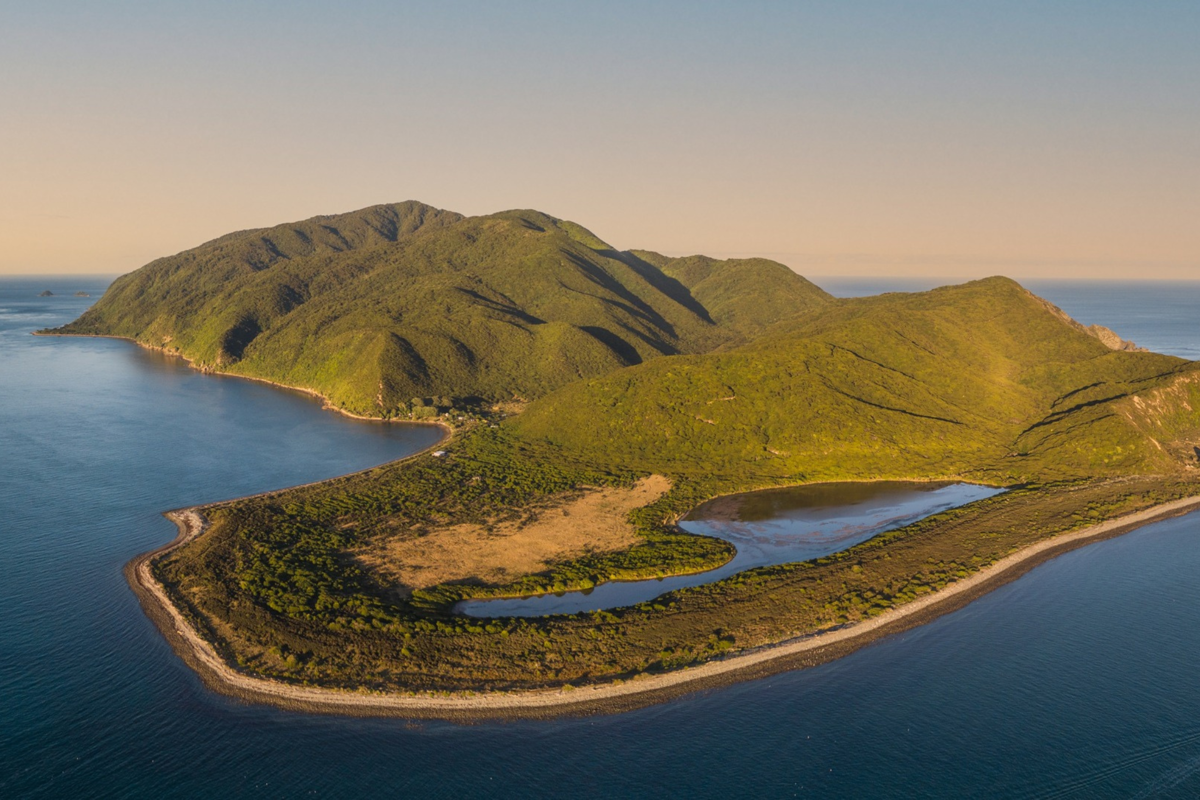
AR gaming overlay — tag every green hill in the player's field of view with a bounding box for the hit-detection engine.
[140,275,1200,698]
[512,277,1200,483]
[54,202,831,415]
[629,250,832,342]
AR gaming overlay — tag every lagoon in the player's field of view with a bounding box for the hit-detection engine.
[458,481,1000,617]
[7,277,1200,797]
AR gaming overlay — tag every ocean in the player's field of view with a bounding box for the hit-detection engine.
[4,275,1200,798]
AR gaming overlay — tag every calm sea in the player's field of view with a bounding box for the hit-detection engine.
[4,275,1200,798]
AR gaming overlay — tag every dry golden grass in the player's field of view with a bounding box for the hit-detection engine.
[353,475,671,595]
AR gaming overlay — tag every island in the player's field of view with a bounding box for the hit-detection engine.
[46,201,1200,718]
[38,290,54,297]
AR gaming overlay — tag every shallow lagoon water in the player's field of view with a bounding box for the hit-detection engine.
[458,481,1000,617]
[8,277,1200,797]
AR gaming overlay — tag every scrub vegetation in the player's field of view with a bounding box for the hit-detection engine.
[52,202,830,415]
[64,202,1200,696]
[514,277,1198,482]
[154,473,1199,692]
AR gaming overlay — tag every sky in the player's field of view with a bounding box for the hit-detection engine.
[2,1,1197,279]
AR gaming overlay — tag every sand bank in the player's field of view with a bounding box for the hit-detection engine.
[127,489,1200,721]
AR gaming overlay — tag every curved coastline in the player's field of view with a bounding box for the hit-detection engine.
[127,486,1200,720]
[59,330,1200,718]
[34,330,417,424]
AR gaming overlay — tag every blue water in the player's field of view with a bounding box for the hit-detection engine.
[822,276,1200,361]
[7,276,1200,797]
[460,482,1000,617]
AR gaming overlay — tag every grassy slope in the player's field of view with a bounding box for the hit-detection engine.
[631,250,832,342]
[513,277,1196,483]
[147,277,1200,693]
[55,203,831,415]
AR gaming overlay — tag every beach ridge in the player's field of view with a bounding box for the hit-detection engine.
[126,490,1200,720]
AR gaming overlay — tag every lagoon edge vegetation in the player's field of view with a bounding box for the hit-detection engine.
[49,202,1200,714]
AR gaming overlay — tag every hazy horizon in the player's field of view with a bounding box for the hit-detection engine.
[3,2,1197,279]
[12,266,1200,286]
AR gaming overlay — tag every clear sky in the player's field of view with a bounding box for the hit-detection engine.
[2,1,1197,279]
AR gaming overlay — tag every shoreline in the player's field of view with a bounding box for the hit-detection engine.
[34,330,430,424]
[58,330,1200,719]
[128,488,1200,721]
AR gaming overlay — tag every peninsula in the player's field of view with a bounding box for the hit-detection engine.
[50,202,1200,718]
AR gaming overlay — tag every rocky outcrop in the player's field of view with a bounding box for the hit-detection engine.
[1087,324,1146,352]
[1025,288,1145,352]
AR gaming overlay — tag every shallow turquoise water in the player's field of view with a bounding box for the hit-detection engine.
[6,276,1200,797]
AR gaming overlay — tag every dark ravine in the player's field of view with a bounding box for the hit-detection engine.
[34,330,468,425]
[53,204,1200,721]
[49,202,834,417]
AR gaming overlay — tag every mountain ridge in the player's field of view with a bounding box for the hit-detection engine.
[511,276,1198,483]
[54,202,832,414]
[84,207,1200,707]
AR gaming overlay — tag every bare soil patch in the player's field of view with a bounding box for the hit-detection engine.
[134,491,1200,720]
[353,475,672,594]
